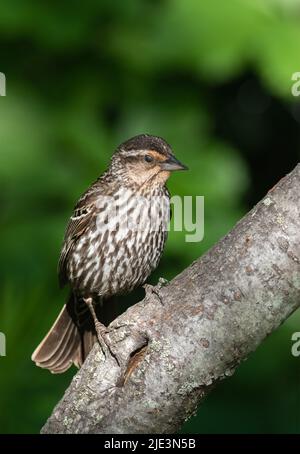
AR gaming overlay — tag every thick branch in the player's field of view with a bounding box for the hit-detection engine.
[42,164,300,434]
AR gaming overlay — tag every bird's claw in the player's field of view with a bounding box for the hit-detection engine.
[157,277,169,289]
[143,277,168,306]
[94,321,121,367]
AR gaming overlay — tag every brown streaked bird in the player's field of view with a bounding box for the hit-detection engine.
[31,134,188,373]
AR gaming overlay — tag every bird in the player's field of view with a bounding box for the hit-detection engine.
[31,134,187,373]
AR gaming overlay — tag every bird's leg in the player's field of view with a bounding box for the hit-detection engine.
[83,297,120,366]
[84,297,108,354]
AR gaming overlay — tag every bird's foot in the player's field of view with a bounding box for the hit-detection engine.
[94,320,121,366]
[143,277,168,306]
[157,277,169,289]
[84,297,121,366]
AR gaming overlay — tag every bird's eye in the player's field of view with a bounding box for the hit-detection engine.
[144,155,154,163]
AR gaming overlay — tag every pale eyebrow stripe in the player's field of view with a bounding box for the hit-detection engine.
[120,149,167,161]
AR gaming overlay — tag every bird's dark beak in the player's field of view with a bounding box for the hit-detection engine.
[160,155,188,171]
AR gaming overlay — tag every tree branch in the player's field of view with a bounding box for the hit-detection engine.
[42,164,300,434]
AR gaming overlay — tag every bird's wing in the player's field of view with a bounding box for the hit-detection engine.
[58,183,106,288]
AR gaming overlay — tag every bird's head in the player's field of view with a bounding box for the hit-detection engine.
[110,134,188,187]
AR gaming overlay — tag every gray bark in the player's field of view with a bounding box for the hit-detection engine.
[42,164,300,434]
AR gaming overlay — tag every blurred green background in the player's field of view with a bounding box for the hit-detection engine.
[0,0,300,434]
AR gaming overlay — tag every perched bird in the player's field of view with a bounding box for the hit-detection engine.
[32,134,187,373]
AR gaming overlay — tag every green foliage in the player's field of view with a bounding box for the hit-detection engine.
[0,0,299,433]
